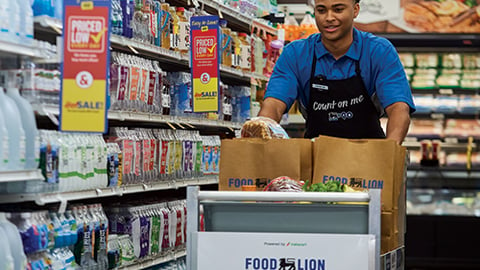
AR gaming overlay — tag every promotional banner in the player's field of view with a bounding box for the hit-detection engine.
[60,0,111,133]
[194,232,376,269]
[190,16,220,113]
[354,0,480,33]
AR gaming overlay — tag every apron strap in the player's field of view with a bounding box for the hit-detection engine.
[310,50,318,83]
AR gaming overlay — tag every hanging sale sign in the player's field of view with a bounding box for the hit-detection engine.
[190,16,220,113]
[60,0,111,133]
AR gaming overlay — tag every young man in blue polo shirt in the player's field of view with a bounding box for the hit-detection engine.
[252,0,415,144]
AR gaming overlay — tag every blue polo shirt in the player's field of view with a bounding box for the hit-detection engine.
[265,28,416,116]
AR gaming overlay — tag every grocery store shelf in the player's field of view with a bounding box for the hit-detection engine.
[0,170,44,183]
[110,34,189,66]
[407,168,480,189]
[412,112,479,120]
[34,16,63,34]
[251,19,277,36]
[247,71,270,81]
[34,104,242,129]
[0,176,218,204]
[411,88,479,96]
[403,141,477,152]
[121,249,186,270]
[379,33,480,50]
[0,40,51,59]
[283,114,305,125]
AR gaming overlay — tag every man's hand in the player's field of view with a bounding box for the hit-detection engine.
[385,102,411,144]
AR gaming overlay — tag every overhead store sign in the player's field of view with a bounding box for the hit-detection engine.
[60,0,111,133]
[194,232,376,270]
[191,16,220,113]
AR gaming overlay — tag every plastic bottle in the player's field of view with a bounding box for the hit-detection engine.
[0,0,11,42]
[1,213,27,270]
[284,12,299,42]
[169,7,179,51]
[176,7,189,53]
[238,33,251,72]
[0,226,14,270]
[0,101,9,172]
[8,1,20,44]
[263,39,284,77]
[220,19,232,67]
[160,3,171,50]
[6,88,40,170]
[0,87,26,170]
[253,35,266,75]
[19,0,34,44]
[231,31,241,68]
[299,11,317,39]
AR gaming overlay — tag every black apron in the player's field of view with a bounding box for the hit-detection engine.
[304,51,385,139]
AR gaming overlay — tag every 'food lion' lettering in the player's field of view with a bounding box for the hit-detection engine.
[245,257,326,270]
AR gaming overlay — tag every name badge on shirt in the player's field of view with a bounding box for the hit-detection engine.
[312,83,328,91]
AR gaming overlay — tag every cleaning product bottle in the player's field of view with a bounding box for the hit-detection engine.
[0,87,26,170]
[1,213,27,270]
[0,102,9,171]
[220,19,232,67]
[169,6,179,50]
[176,7,189,54]
[231,31,241,69]
[160,2,171,50]
[6,88,40,170]
[238,33,251,72]
[8,0,21,44]
[298,11,317,39]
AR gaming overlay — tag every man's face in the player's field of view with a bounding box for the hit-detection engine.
[314,0,359,43]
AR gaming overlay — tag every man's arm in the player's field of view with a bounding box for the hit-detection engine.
[258,97,287,123]
[385,102,411,144]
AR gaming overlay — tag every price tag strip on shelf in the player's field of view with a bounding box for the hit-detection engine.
[0,177,218,205]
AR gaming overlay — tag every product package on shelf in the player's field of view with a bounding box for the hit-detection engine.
[1,200,187,270]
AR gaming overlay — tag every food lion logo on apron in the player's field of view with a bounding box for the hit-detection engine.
[328,111,354,122]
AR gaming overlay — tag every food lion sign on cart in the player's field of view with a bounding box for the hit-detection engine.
[194,232,376,269]
[60,0,111,133]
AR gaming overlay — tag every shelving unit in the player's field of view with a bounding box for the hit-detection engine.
[34,104,243,129]
[0,170,44,183]
[0,176,218,205]
[121,249,186,270]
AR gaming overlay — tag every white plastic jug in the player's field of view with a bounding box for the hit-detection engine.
[6,88,39,169]
[0,213,27,270]
[0,87,26,170]
[0,100,9,171]
[0,225,14,270]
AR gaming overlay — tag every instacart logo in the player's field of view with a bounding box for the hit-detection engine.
[287,242,307,247]
[263,241,307,248]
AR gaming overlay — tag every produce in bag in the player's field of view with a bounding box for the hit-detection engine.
[263,176,304,192]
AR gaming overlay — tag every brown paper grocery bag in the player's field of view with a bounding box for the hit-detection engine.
[219,138,312,191]
[312,135,407,211]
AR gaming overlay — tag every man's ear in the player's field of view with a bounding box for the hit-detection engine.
[353,3,360,18]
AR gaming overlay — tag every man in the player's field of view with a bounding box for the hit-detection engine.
[254,0,415,144]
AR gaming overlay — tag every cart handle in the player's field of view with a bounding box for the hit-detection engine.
[197,191,372,202]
